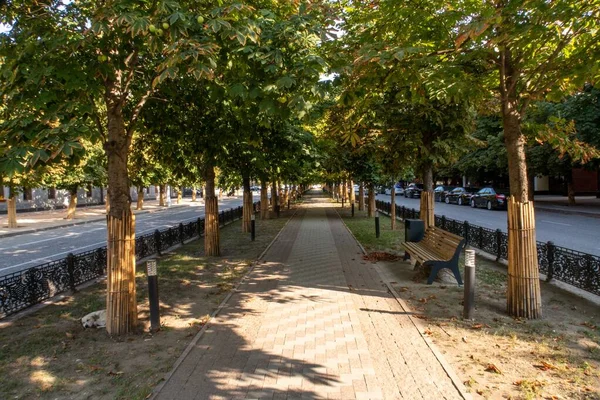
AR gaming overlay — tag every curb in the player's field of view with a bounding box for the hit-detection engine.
[335,208,472,400]
[149,208,300,400]
[535,205,600,218]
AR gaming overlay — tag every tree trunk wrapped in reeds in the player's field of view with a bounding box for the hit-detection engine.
[176,187,182,204]
[260,179,269,220]
[507,198,542,318]
[367,183,375,217]
[349,180,355,204]
[106,210,137,335]
[242,173,252,233]
[390,185,396,229]
[271,179,278,218]
[204,165,220,256]
[419,191,434,228]
[358,184,365,211]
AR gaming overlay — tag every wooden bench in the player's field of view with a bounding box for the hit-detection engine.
[401,227,466,285]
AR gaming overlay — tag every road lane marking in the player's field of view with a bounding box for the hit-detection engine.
[540,220,571,226]
[0,206,244,274]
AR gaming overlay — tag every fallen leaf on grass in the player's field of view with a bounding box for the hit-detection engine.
[398,287,410,292]
[471,323,489,329]
[107,370,124,376]
[534,361,557,371]
[414,315,429,320]
[485,363,502,374]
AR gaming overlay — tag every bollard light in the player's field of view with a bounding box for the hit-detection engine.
[251,213,256,241]
[147,259,157,276]
[463,249,476,320]
[375,211,380,238]
[146,259,160,331]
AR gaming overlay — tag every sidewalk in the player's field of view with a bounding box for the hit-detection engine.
[153,194,468,399]
[0,198,198,239]
[534,195,600,217]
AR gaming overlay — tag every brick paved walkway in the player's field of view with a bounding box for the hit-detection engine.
[153,195,467,400]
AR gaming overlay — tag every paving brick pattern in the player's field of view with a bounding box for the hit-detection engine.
[154,196,465,400]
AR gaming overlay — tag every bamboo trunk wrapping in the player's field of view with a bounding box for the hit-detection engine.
[507,197,542,319]
[358,185,365,211]
[349,180,355,204]
[420,192,434,228]
[7,197,17,228]
[106,211,137,335]
[260,183,269,220]
[390,186,396,230]
[242,190,252,233]
[367,184,375,217]
[204,196,220,256]
[191,189,197,202]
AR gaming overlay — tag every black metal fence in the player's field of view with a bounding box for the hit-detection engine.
[375,199,600,297]
[0,202,260,319]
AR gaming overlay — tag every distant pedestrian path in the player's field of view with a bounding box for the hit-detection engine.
[153,192,468,399]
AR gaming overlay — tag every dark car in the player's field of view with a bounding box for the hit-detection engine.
[445,187,479,206]
[470,187,509,210]
[434,185,456,202]
[404,183,424,198]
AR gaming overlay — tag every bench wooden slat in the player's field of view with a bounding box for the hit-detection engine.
[401,226,465,285]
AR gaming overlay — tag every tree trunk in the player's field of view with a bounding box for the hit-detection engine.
[271,179,278,218]
[367,183,375,217]
[390,185,396,230]
[66,188,78,220]
[136,187,144,210]
[349,179,355,204]
[7,196,17,228]
[105,191,110,214]
[242,173,252,233]
[159,184,166,206]
[503,95,542,319]
[204,164,220,256]
[567,176,576,205]
[341,181,347,207]
[177,187,182,204]
[358,183,365,211]
[104,82,137,336]
[420,164,434,228]
[260,179,269,220]
[191,187,197,202]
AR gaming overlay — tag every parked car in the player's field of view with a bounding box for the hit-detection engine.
[404,183,424,198]
[434,185,455,202]
[445,187,479,206]
[470,187,509,210]
[384,183,404,196]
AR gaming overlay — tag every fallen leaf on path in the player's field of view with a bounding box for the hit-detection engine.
[485,364,502,374]
[362,252,401,262]
[462,336,468,343]
[423,328,433,336]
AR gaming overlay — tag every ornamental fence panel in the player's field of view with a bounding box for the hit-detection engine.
[375,200,600,297]
[0,202,259,319]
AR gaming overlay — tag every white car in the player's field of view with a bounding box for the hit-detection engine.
[384,186,404,195]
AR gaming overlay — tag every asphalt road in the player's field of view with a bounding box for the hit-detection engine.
[376,194,600,256]
[0,197,244,277]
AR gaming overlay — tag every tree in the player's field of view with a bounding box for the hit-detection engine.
[1,0,258,334]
